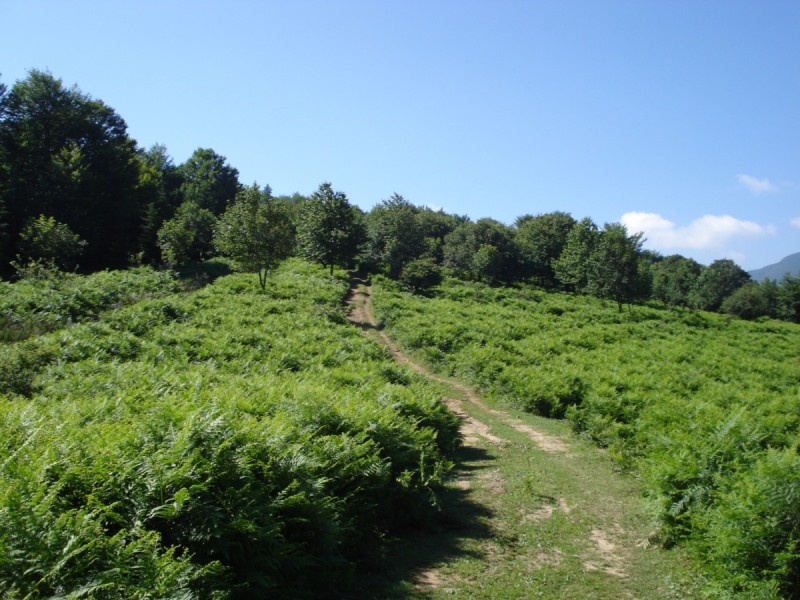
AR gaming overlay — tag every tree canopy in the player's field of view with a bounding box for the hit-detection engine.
[0,70,140,271]
[297,182,364,275]
[214,184,294,289]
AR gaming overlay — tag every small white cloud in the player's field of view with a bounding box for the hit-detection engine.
[737,174,778,195]
[621,212,775,250]
[791,217,800,229]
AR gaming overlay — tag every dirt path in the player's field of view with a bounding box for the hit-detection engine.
[346,276,568,453]
[345,274,700,598]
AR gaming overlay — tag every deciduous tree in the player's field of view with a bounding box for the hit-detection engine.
[553,217,599,292]
[690,259,750,312]
[15,214,87,271]
[515,211,576,285]
[214,184,294,289]
[178,148,240,216]
[586,222,647,311]
[0,70,141,271]
[298,182,363,275]
[367,194,424,277]
[157,201,216,266]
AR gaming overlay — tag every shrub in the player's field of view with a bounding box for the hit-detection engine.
[399,257,443,294]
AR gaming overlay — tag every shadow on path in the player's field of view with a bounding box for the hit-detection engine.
[343,272,500,598]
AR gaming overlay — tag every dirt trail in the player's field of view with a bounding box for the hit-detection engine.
[346,276,656,590]
[345,276,569,453]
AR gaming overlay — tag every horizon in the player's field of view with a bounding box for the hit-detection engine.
[2,1,798,269]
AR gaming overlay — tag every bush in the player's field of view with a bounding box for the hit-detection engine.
[721,282,771,320]
[399,257,443,294]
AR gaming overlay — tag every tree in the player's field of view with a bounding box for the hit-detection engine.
[157,201,217,266]
[399,257,443,294]
[442,218,518,283]
[15,214,87,271]
[415,208,464,263]
[297,182,363,275]
[471,243,504,285]
[553,217,599,292]
[651,254,703,308]
[0,70,141,272]
[366,194,424,277]
[178,148,240,216]
[721,282,771,320]
[214,184,294,289]
[776,274,800,323]
[585,222,647,311]
[136,144,184,264]
[690,259,750,312]
[515,211,576,285]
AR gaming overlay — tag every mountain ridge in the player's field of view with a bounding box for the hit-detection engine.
[749,252,800,281]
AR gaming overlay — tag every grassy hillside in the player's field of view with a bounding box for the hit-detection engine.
[0,260,458,598]
[371,276,800,597]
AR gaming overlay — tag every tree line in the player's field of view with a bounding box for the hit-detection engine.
[1,70,798,321]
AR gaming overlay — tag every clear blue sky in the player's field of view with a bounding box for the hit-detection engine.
[3,0,798,269]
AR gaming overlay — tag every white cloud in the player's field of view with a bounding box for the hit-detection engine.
[737,174,778,195]
[791,217,800,229]
[621,212,775,250]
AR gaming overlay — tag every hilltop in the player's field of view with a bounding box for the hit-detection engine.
[749,251,800,281]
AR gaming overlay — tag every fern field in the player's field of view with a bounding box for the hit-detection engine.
[0,266,182,342]
[0,260,459,598]
[371,276,800,597]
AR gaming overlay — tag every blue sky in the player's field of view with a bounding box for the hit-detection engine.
[2,1,798,269]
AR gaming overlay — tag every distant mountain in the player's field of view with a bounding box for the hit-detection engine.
[749,252,800,282]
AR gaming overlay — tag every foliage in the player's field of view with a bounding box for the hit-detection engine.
[650,254,703,308]
[0,259,459,597]
[0,266,180,342]
[157,201,217,267]
[178,148,240,216]
[370,274,800,594]
[585,222,648,311]
[366,194,424,277]
[399,257,443,294]
[0,70,141,272]
[690,258,751,312]
[15,214,87,271]
[776,274,800,323]
[136,144,184,264]
[515,211,576,285]
[552,217,598,292]
[213,185,295,289]
[721,281,772,319]
[443,218,517,283]
[297,182,364,275]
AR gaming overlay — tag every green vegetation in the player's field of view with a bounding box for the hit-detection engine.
[0,266,181,342]
[297,182,365,276]
[3,66,800,597]
[214,185,295,289]
[371,276,800,596]
[0,260,458,597]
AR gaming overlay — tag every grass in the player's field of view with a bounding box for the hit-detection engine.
[360,374,704,599]
[351,278,704,599]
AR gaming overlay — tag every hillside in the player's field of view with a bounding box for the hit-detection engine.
[372,275,800,597]
[749,251,800,281]
[2,261,798,597]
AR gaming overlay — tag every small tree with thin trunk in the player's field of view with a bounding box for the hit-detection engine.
[214,184,294,289]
